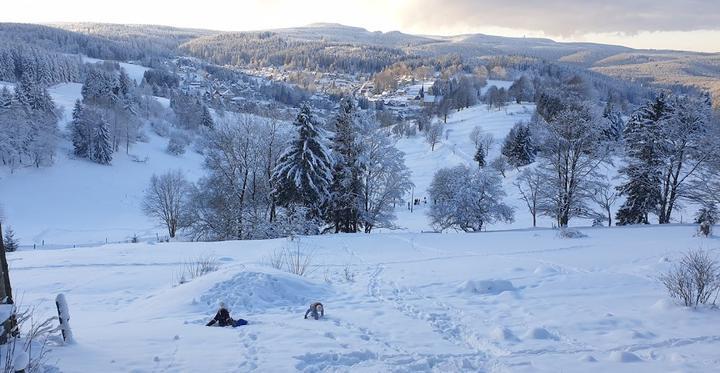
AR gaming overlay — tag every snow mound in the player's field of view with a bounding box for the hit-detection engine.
[490,327,518,341]
[200,271,330,313]
[651,298,676,312]
[579,355,597,363]
[458,279,515,295]
[609,351,642,363]
[533,265,560,275]
[523,327,559,340]
[557,228,587,239]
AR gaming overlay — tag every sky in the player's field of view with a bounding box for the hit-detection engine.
[2,0,719,53]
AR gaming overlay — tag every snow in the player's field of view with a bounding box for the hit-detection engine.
[8,225,719,372]
[0,82,204,247]
[80,56,149,84]
[392,101,536,232]
[2,74,719,371]
[48,82,83,128]
[457,279,516,295]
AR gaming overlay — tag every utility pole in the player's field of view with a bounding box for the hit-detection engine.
[0,222,17,344]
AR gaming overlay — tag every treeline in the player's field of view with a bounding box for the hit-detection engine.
[143,100,413,240]
[53,23,212,61]
[69,64,148,164]
[419,66,718,231]
[0,75,59,171]
[0,42,81,85]
[0,23,149,61]
[181,32,408,74]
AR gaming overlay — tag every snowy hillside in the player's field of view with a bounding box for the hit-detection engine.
[0,75,205,247]
[393,100,536,231]
[10,225,720,372]
[0,79,618,246]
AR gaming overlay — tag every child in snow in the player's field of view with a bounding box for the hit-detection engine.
[206,302,248,327]
[304,302,324,320]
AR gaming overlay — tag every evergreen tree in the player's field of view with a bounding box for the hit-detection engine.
[200,105,214,129]
[15,71,55,114]
[502,122,535,167]
[327,98,364,233]
[118,68,132,97]
[694,204,718,225]
[91,117,113,165]
[271,105,332,220]
[615,95,667,225]
[474,145,485,168]
[69,100,90,158]
[3,226,18,252]
[602,101,625,142]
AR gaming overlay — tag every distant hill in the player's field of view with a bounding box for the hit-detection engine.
[3,22,719,103]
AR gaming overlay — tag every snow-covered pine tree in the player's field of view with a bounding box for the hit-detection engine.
[15,71,56,114]
[3,226,18,252]
[694,204,718,225]
[616,93,713,224]
[200,105,214,129]
[474,145,485,168]
[69,100,90,158]
[602,101,625,142]
[328,97,364,233]
[271,105,332,220]
[615,95,667,225]
[91,116,113,165]
[502,122,535,167]
[118,68,133,97]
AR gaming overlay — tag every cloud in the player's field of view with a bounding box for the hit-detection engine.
[399,0,720,36]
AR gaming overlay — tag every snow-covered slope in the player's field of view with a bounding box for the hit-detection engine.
[0,81,204,247]
[392,81,539,232]
[10,225,720,372]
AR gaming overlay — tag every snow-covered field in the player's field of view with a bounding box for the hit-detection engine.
[10,225,720,372]
[0,82,204,247]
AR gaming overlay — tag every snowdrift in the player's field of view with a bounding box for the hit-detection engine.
[200,270,332,314]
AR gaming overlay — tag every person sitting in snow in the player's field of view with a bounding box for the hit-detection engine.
[304,302,324,320]
[206,302,248,327]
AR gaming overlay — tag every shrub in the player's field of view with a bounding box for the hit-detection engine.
[175,255,220,285]
[263,239,315,277]
[660,250,720,307]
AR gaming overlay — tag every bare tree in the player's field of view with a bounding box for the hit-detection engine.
[489,156,509,178]
[589,179,619,227]
[514,169,542,227]
[469,126,483,148]
[425,122,444,151]
[537,104,608,227]
[142,170,191,239]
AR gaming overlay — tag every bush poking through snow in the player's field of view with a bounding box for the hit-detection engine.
[283,240,314,277]
[343,265,356,282]
[263,240,315,277]
[175,255,220,285]
[265,248,286,271]
[660,249,720,307]
[1,304,58,373]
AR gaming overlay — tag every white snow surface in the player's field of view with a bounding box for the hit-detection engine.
[9,225,720,372]
[0,81,204,247]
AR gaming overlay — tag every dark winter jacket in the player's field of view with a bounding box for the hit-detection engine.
[206,308,234,327]
[304,302,324,320]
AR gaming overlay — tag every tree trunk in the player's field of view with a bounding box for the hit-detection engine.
[0,223,17,344]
